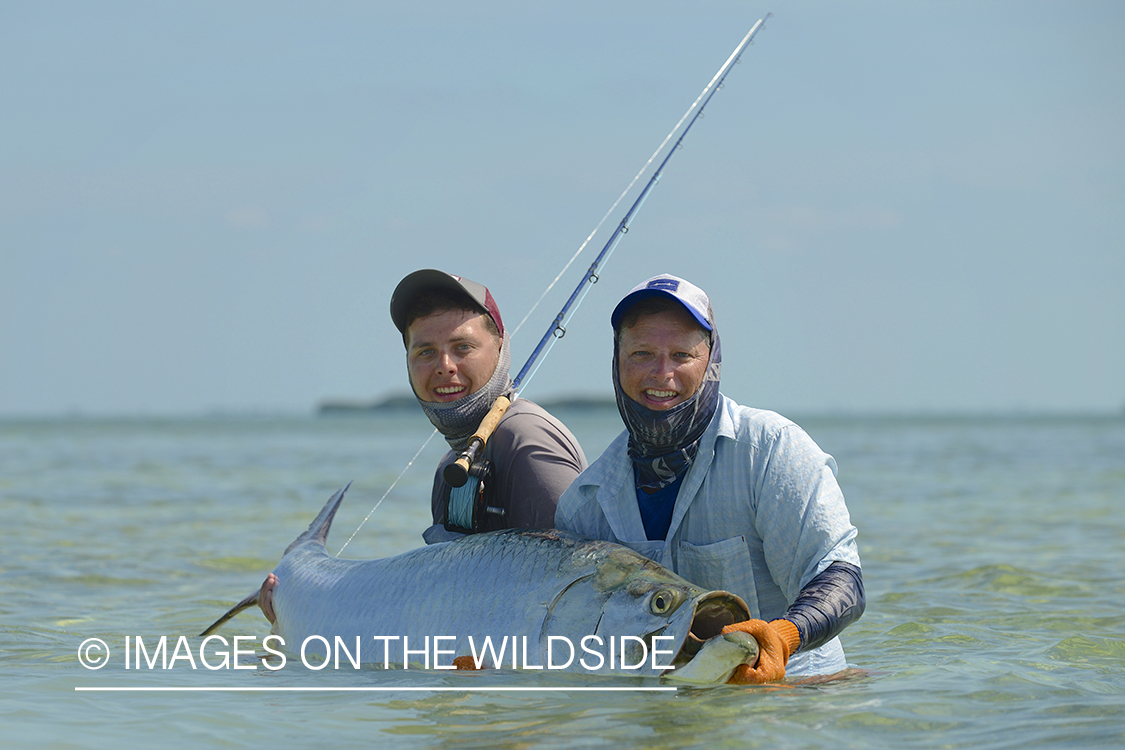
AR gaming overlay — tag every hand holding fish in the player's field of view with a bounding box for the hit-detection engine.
[258,573,278,624]
[721,618,801,684]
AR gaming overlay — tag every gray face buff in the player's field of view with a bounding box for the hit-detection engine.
[415,333,514,451]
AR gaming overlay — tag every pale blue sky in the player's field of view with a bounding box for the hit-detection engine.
[2,1,1122,416]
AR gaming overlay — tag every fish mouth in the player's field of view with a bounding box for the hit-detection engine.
[666,590,751,672]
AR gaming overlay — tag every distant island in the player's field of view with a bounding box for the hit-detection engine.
[317,393,616,415]
[317,394,418,414]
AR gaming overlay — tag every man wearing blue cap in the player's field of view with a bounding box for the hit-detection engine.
[555,273,865,683]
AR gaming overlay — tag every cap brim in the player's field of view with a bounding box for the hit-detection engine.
[611,289,713,332]
[390,269,503,338]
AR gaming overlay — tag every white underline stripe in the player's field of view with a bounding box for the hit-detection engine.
[75,686,675,692]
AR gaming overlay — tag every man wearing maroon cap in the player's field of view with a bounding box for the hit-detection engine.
[258,269,587,623]
[388,269,587,543]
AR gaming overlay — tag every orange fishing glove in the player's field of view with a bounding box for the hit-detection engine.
[721,618,801,684]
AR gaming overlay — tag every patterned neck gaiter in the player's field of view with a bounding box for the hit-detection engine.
[613,329,722,492]
[415,333,514,451]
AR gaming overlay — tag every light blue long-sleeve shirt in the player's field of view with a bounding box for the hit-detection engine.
[555,394,861,676]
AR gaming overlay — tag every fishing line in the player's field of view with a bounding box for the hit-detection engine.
[508,13,770,394]
[515,263,605,393]
[508,132,670,341]
[346,14,771,539]
[336,427,440,555]
[510,16,768,342]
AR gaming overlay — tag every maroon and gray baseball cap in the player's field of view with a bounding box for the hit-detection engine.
[611,274,713,332]
[390,269,505,338]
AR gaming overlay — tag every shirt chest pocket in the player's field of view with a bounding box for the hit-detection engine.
[676,536,760,617]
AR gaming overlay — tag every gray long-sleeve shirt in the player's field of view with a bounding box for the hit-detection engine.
[422,398,586,543]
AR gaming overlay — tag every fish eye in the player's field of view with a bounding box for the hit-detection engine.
[650,589,678,615]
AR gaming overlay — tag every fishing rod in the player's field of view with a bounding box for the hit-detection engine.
[444,14,771,487]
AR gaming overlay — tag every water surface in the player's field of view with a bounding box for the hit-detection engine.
[2,412,1122,748]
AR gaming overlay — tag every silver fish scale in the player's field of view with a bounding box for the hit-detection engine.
[269,527,698,673]
[209,487,754,680]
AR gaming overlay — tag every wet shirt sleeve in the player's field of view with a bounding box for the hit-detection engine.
[752,422,861,600]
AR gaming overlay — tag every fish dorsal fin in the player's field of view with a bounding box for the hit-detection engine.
[282,482,352,556]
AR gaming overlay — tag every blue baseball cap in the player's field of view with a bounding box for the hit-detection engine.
[611,274,713,332]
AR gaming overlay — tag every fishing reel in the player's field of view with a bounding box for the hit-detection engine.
[442,457,502,534]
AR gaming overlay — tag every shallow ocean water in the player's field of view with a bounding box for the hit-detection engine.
[2,410,1123,748]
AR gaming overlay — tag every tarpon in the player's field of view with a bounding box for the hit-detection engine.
[201,484,757,683]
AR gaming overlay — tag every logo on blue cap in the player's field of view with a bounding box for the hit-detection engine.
[647,278,681,293]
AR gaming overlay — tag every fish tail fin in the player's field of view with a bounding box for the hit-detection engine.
[197,483,352,637]
[198,587,261,637]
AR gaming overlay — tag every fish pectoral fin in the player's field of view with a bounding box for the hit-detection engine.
[198,587,261,637]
